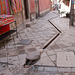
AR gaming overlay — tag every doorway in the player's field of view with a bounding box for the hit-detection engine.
[24,0,29,19]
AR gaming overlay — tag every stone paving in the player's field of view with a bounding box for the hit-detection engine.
[48,11,75,67]
[57,52,75,67]
[26,65,75,75]
[25,11,75,74]
[0,11,75,75]
[0,11,58,75]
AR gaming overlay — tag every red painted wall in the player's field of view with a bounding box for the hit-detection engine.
[30,0,35,14]
[39,0,50,12]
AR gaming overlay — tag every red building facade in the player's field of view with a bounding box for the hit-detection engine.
[39,0,50,12]
[30,0,35,14]
[30,0,52,18]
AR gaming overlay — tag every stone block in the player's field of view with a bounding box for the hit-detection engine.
[38,67,44,71]
[45,67,57,72]
[41,52,48,58]
[26,51,41,60]
[39,57,55,66]
[49,55,56,61]
[57,52,75,67]
[71,68,75,72]
[18,54,27,60]
[47,50,55,56]
[58,68,71,72]
[19,39,32,45]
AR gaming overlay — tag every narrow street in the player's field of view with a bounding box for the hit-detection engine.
[0,11,75,75]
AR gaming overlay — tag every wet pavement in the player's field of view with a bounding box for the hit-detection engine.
[0,11,75,75]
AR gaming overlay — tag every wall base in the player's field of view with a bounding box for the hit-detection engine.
[40,8,50,17]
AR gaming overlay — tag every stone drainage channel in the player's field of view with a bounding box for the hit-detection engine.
[25,16,61,66]
[43,19,61,49]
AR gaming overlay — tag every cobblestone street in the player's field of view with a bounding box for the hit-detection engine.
[0,11,75,75]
